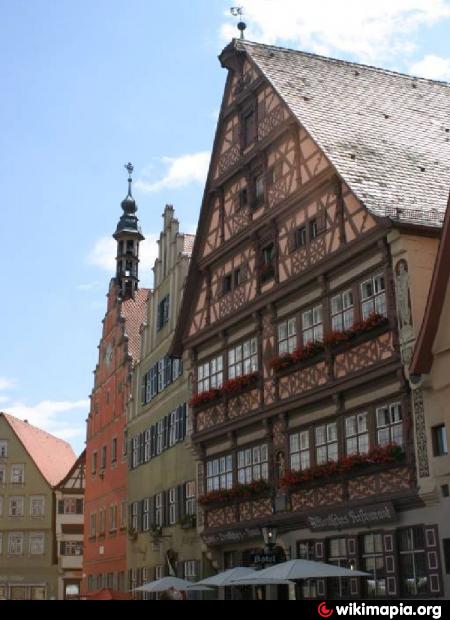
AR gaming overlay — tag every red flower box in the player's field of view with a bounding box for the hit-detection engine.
[223,372,259,396]
[198,479,272,507]
[279,444,404,489]
[189,389,222,408]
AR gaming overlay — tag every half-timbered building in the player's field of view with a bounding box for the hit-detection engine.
[172,39,450,600]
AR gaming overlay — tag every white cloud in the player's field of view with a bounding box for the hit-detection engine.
[135,152,211,193]
[221,0,450,63]
[0,396,10,405]
[87,234,159,278]
[5,399,89,444]
[0,377,16,391]
[410,54,450,79]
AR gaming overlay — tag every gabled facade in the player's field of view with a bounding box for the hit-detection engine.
[126,206,201,596]
[55,450,86,600]
[83,170,149,595]
[0,413,76,600]
[172,40,450,600]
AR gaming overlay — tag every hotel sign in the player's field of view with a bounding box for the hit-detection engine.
[307,503,397,532]
[202,528,261,547]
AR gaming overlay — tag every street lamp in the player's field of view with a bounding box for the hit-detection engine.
[261,525,278,551]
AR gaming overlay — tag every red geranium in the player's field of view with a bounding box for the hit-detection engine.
[223,373,259,396]
[189,389,222,408]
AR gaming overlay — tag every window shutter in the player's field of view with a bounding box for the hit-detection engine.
[176,561,185,579]
[139,433,145,466]
[383,532,398,597]
[181,404,187,440]
[137,500,144,533]
[162,416,169,451]
[128,439,133,470]
[150,426,156,458]
[425,526,442,596]
[163,491,170,528]
[141,376,146,405]
[58,500,64,515]
[60,541,65,555]
[76,499,84,515]
[288,231,297,254]
[347,537,360,598]
[314,541,326,597]
[165,356,172,386]
[179,484,186,520]
[149,496,155,528]
[317,210,327,234]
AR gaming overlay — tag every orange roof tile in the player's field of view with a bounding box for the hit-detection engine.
[1,413,77,487]
[121,288,150,362]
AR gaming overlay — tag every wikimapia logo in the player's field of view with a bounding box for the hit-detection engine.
[317,603,442,620]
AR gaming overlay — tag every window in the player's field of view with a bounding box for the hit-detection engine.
[9,496,24,517]
[295,226,307,250]
[252,173,265,208]
[377,403,403,447]
[169,488,177,525]
[89,512,96,538]
[432,425,448,457]
[155,566,163,580]
[399,527,428,596]
[92,452,97,475]
[29,533,45,555]
[261,243,275,282]
[157,296,170,331]
[155,493,163,527]
[310,219,319,241]
[186,482,196,516]
[361,274,387,320]
[99,509,106,535]
[328,538,350,599]
[278,318,297,355]
[243,108,256,148]
[222,273,233,295]
[302,306,323,345]
[169,412,177,448]
[156,419,164,455]
[109,504,117,531]
[8,532,23,555]
[290,431,310,471]
[331,290,354,332]
[62,541,83,556]
[315,423,338,465]
[207,455,233,492]
[10,464,24,484]
[144,429,151,461]
[158,359,165,392]
[346,413,369,456]
[0,440,7,457]
[111,438,118,463]
[362,534,386,598]
[237,444,268,484]
[120,501,128,529]
[296,542,317,598]
[238,188,248,210]
[30,496,45,518]
[130,502,138,531]
[228,337,258,380]
[101,446,107,470]
[197,356,224,393]
[184,561,197,580]
[0,465,5,484]
[142,498,151,532]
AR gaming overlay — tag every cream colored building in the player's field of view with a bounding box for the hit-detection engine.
[0,413,76,600]
[55,451,85,600]
[126,206,202,596]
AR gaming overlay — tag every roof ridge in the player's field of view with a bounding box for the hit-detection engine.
[236,39,450,89]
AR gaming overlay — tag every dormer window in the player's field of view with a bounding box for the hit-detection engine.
[0,440,7,458]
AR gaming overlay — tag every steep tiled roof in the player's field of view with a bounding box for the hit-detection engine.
[235,40,450,227]
[121,288,150,363]
[1,413,77,487]
[182,234,196,256]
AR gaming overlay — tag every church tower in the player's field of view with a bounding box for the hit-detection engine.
[113,163,145,299]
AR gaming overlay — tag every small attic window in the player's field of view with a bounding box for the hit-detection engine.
[420,167,426,173]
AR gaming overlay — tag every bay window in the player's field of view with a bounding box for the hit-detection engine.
[278,318,298,354]
[290,431,310,471]
[198,355,224,393]
[206,455,233,492]
[228,337,258,379]
[315,423,338,465]
[361,274,387,320]
[331,290,354,332]
[346,413,369,456]
[302,306,323,345]
[376,403,403,447]
[237,444,268,484]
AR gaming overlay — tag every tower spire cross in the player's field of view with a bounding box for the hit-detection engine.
[124,162,134,196]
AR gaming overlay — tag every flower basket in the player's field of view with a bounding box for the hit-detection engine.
[279,444,405,490]
[223,373,259,396]
[198,480,272,507]
[189,389,222,409]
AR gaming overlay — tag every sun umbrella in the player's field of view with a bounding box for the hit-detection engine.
[230,559,370,585]
[134,577,210,593]
[187,567,257,588]
[84,588,133,600]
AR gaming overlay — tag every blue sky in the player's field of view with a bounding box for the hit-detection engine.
[1,0,450,455]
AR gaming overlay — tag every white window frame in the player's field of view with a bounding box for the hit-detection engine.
[315,423,338,465]
[345,413,369,456]
[331,290,354,332]
[302,306,323,345]
[130,502,138,531]
[197,355,224,393]
[142,498,150,532]
[155,493,163,527]
[156,420,164,455]
[228,337,258,380]
[169,488,177,525]
[0,440,7,458]
[376,403,403,447]
[8,532,23,555]
[278,318,298,354]
[361,274,387,320]
[10,464,24,484]
[29,532,45,556]
[144,429,151,461]
[206,455,233,492]
[290,431,311,471]
[9,496,24,517]
[184,560,197,579]
[30,496,45,518]
[237,444,269,484]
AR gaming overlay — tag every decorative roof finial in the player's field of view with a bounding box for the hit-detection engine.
[124,162,134,198]
[230,6,246,40]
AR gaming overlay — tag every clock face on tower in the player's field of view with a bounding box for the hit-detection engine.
[104,343,113,368]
